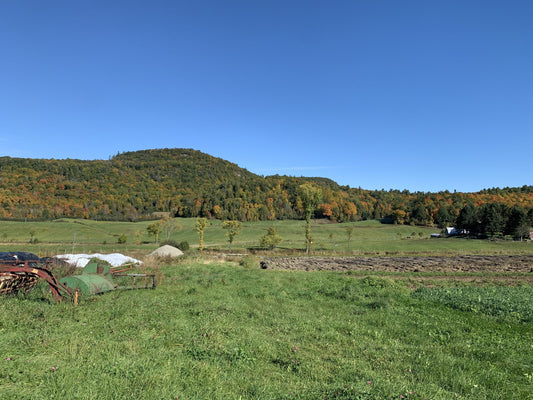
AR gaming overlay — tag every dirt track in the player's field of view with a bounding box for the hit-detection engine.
[260,255,533,274]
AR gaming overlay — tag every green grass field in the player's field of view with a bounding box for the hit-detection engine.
[0,218,531,257]
[1,219,532,399]
[1,258,532,399]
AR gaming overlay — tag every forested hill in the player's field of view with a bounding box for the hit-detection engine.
[0,148,532,232]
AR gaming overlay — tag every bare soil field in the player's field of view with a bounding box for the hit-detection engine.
[260,255,533,283]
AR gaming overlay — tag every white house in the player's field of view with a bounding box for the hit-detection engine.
[446,227,468,236]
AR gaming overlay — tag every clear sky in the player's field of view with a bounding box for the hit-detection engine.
[1,1,531,193]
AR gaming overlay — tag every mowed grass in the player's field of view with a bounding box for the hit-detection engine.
[0,218,532,256]
[1,258,532,399]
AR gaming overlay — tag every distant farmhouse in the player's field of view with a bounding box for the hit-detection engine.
[445,227,468,236]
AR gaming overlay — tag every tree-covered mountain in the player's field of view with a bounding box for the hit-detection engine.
[0,148,532,236]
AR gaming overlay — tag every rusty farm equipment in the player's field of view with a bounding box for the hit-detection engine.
[0,252,70,302]
[59,262,156,296]
[0,252,155,303]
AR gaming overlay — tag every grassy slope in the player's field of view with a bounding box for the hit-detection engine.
[0,260,531,399]
[0,219,531,256]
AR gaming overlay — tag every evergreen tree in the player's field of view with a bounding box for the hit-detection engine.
[456,203,478,235]
[435,206,454,227]
[479,203,505,237]
[505,206,529,239]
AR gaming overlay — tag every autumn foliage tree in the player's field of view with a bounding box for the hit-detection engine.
[196,217,208,251]
[147,221,162,244]
[222,220,241,251]
[297,183,322,254]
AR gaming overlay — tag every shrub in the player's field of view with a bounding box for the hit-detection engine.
[239,255,259,269]
[161,239,179,248]
[360,275,397,289]
[177,241,190,251]
[160,239,189,251]
[259,226,283,250]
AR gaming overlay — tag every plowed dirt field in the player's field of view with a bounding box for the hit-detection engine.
[260,255,533,283]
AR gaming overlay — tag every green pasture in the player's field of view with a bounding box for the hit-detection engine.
[0,218,531,256]
[1,259,531,399]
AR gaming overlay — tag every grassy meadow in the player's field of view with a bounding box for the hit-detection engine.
[1,259,532,399]
[1,218,532,399]
[0,218,531,256]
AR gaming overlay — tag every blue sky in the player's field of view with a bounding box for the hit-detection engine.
[1,1,531,193]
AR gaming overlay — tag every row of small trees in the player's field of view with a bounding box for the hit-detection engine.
[196,218,282,252]
[146,217,255,251]
[143,185,531,251]
[143,217,293,252]
[195,215,353,252]
[145,184,324,252]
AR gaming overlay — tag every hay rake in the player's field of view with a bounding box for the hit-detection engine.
[0,253,70,302]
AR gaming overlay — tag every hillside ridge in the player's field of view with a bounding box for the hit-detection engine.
[0,148,531,224]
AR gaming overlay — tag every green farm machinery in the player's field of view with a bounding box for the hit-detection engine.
[59,262,156,297]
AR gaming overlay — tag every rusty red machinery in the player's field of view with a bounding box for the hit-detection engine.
[0,252,155,303]
[0,252,70,302]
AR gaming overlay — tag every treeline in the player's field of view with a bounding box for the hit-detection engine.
[455,202,532,239]
[0,149,532,235]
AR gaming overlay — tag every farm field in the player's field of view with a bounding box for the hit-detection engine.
[260,255,533,286]
[0,218,532,257]
[1,218,532,399]
[0,258,532,399]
